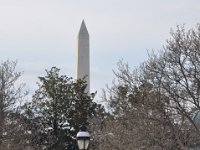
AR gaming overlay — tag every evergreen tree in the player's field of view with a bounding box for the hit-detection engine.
[25,67,98,150]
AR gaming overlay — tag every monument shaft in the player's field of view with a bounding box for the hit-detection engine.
[76,20,90,93]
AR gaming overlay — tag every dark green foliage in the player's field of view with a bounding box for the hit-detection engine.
[24,67,98,150]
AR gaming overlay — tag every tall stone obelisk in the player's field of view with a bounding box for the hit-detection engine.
[76,20,90,93]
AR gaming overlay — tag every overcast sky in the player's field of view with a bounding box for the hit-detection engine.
[1,0,200,98]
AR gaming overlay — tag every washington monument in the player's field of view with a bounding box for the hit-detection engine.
[76,20,90,93]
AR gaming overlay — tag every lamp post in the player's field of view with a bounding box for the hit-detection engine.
[76,126,90,150]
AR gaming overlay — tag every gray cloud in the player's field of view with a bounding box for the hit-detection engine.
[0,0,200,97]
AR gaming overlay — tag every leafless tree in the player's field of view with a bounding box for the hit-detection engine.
[101,25,200,150]
[0,60,27,150]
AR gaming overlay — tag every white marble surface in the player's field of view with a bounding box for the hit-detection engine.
[76,20,90,93]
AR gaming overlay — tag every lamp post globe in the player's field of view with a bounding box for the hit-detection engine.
[76,126,90,150]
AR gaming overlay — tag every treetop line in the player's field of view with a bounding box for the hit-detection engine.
[1,23,200,150]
